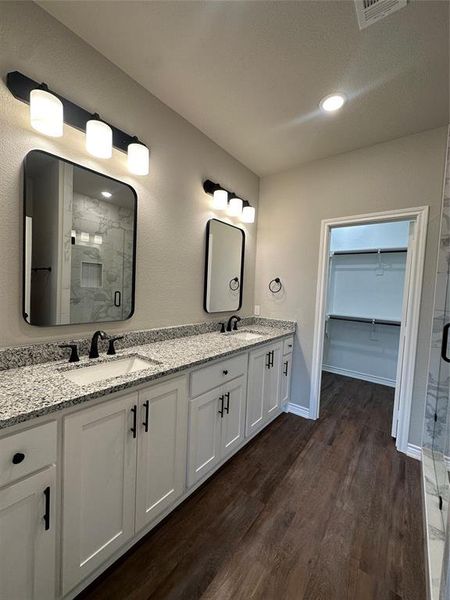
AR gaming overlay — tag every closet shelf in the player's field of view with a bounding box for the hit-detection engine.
[327,314,401,327]
[329,247,407,257]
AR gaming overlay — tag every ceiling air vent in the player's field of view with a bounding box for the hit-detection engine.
[354,0,407,30]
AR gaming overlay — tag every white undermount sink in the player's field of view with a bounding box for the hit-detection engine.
[62,356,159,386]
[225,330,264,341]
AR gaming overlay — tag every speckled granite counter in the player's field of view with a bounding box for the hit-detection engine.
[0,320,295,430]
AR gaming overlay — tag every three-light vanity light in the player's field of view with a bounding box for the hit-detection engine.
[203,180,256,224]
[7,71,150,176]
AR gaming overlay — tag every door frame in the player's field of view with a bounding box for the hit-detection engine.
[309,206,429,454]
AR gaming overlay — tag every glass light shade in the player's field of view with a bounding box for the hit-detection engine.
[86,118,112,159]
[228,197,243,217]
[30,89,63,137]
[241,205,256,224]
[127,142,149,176]
[213,189,228,210]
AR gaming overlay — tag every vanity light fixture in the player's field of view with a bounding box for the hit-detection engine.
[7,71,151,175]
[93,234,103,245]
[319,93,346,113]
[127,137,150,176]
[228,196,243,217]
[80,232,90,243]
[86,113,113,159]
[101,191,112,199]
[203,179,256,223]
[241,201,256,224]
[29,84,63,137]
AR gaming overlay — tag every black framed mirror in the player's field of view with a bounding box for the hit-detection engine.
[23,150,137,326]
[204,219,245,313]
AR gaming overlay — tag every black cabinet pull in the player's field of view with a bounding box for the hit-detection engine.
[142,400,150,432]
[442,323,450,363]
[218,395,224,417]
[114,290,121,307]
[266,352,271,369]
[283,361,288,376]
[223,369,228,375]
[224,392,230,414]
[12,452,25,465]
[43,486,50,531]
[268,350,274,368]
[130,405,137,438]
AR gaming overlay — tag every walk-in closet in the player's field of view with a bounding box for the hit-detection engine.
[322,220,411,399]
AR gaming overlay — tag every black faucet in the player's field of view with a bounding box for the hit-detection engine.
[226,315,241,332]
[89,330,107,359]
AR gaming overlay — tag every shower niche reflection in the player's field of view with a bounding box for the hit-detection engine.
[24,150,136,326]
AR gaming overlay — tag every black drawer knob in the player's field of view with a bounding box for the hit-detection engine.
[223,370,228,375]
[12,452,25,465]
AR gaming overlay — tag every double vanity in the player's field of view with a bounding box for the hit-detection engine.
[0,318,295,599]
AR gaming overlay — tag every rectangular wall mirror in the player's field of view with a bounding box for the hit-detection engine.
[23,150,137,326]
[204,219,245,313]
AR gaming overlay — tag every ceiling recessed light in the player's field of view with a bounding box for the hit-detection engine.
[101,191,112,198]
[320,93,346,113]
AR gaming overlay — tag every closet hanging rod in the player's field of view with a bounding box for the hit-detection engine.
[327,314,401,327]
[329,247,407,256]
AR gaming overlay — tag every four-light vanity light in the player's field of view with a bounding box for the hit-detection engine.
[203,179,256,224]
[7,71,150,176]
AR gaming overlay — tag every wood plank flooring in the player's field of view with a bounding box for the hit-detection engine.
[77,373,425,600]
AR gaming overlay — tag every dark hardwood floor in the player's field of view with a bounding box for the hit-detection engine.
[78,373,425,600]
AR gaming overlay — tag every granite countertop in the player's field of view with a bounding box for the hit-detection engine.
[0,323,295,430]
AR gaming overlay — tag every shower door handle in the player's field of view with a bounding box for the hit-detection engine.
[441,323,450,363]
[114,291,121,307]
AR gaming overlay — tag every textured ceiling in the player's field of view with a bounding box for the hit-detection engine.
[38,0,449,176]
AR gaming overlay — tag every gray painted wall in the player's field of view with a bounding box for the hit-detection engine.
[255,127,448,446]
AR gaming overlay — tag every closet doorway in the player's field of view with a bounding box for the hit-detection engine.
[310,207,428,455]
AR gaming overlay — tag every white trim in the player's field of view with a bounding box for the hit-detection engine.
[286,403,311,419]
[407,443,422,461]
[309,206,429,456]
[322,365,396,388]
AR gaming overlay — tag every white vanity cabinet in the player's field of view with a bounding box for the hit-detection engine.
[187,355,247,487]
[135,376,188,532]
[62,391,138,595]
[246,341,283,437]
[0,422,57,600]
[62,375,188,595]
[280,336,294,409]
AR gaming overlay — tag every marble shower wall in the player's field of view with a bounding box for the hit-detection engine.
[424,127,450,456]
[70,193,134,324]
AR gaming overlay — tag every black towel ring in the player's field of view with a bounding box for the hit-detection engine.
[229,277,240,291]
[269,277,282,293]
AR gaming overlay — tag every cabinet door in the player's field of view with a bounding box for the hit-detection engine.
[246,346,271,436]
[221,375,246,460]
[136,376,188,531]
[62,392,138,595]
[0,466,56,600]
[265,342,283,418]
[187,388,222,487]
[280,353,293,408]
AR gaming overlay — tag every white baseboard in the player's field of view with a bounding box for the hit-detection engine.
[322,365,396,388]
[406,443,422,461]
[286,403,311,419]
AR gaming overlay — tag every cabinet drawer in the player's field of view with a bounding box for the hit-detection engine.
[283,336,294,355]
[0,421,57,488]
[190,354,247,398]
